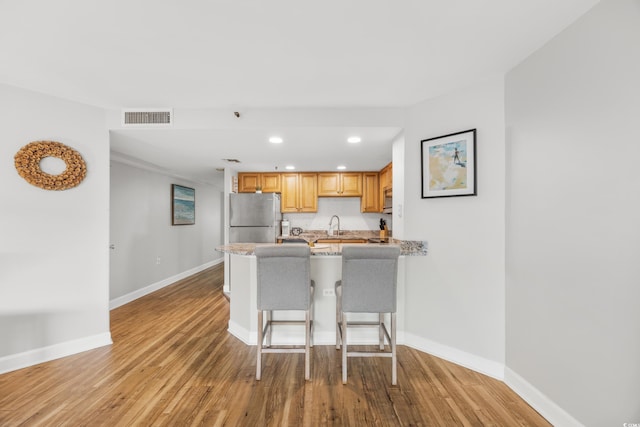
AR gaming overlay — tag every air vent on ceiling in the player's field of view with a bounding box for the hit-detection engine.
[122,108,173,126]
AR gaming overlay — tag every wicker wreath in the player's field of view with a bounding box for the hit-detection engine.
[14,141,87,190]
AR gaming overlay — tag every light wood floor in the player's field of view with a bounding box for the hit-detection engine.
[0,264,550,426]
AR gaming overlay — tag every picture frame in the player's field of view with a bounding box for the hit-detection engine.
[172,184,195,225]
[421,129,477,199]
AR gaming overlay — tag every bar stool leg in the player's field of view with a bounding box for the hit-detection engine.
[265,310,272,347]
[310,291,314,348]
[257,310,263,380]
[305,310,311,380]
[336,289,342,350]
[342,312,348,384]
[391,312,397,385]
[379,313,385,350]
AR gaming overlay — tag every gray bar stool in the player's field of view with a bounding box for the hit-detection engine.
[255,245,315,381]
[335,245,401,384]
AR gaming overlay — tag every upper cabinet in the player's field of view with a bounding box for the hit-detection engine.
[317,172,362,197]
[261,173,281,193]
[238,173,259,193]
[237,165,390,213]
[281,173,318,213]
[378,162,392,212]
[379,163,392,190]
[361,172,380,213]
[238,173,281,193]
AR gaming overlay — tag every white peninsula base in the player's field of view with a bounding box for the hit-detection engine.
[227,253,406,346]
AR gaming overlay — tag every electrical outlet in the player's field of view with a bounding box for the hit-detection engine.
[156,256,161,265]
[322,289,335,297]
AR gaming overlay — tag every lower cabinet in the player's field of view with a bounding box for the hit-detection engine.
[316,239,368,244]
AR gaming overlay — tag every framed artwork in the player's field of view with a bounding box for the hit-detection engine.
[172,184,195,225]
[421,129,477,199]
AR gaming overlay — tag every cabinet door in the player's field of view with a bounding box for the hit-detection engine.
[380,162,392,189]
[280,173,300,212]
[261,173,281,193]
[238,173,260,193]
[361,172,380,213]
[341,173,362,196]
[298,173,318,212]
[318,172,362,196]
[385,163,392,188]
[379,162,392,211]
[317,173,340,196]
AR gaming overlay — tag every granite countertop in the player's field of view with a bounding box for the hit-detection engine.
[216,239,427,257]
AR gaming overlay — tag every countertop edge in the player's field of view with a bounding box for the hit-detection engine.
[216,240,428,257]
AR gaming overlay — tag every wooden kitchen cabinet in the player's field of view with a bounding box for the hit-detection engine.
[379,162,392,212]
[316,239,368,244]
[379,162,392,190]
[360,172,380,213]
[260,173,281,192]
[238,173,260,193]
[281,173,317,213]
[317,172,362,197]
[238,168,385,213]
[238,173,281,193]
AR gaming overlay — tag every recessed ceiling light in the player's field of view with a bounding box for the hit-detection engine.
[269,136,283,144]
[347,136,361,143]
[337,165,347,170]
[285,165,295,170]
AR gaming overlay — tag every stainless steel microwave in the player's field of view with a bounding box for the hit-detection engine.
[382,188,392,214]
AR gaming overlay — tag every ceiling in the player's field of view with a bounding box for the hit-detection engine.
[109,126,402,182]
[0,0,599,182]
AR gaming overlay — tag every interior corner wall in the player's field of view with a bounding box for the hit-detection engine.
[402,77,506,371]
[391,133,405,239]
[0,84,111,370]
[109,160,224,301]
[505,0,640,424]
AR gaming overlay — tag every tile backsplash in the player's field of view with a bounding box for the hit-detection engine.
[284,197,391,232]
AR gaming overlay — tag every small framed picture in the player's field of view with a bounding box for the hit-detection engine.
[421,129,477,199]
[172,184,195,225]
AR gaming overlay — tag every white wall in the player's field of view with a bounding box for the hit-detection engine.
[0,84,111,372]
[402,77,506,375]
[110,158,224,303]
[391,133,405,239]
[505,0,640,424]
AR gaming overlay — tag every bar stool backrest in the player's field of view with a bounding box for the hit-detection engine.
[255,245,311,311]
[341,246,401,313]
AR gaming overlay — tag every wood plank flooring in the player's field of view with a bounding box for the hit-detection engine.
[0,264,550,426]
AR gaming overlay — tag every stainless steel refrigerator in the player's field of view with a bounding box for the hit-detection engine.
[229,193,282,243]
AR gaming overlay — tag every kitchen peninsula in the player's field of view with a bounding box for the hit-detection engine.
[216,236,427,346]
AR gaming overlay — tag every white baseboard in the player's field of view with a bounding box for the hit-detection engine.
[227,320,252,345]
[110,258,224,310]
[504,367,583,427]
[403,332,505,380]
[0,332,112,375]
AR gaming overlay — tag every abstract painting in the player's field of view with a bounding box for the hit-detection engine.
[172,184,195,225]
[421,129,476,198]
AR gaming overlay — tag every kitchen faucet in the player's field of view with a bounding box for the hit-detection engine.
[328,215,341,236]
